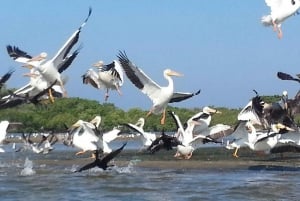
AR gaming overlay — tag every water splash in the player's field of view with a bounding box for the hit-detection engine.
[20,157,36,176]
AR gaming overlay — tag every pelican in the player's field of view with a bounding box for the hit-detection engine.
[244,123,289,154]
[238,90,295,129]
[66,116,103,157]
[6,7,92,98]
[261,0,300,39]
[82,60,124,101]
[75,142,127,172]
[168,111,223,159]
[0,121,10,153]
[225,121,256,158]
[188,106,222,135]
[117,51,200,124]
[122,117,156,150]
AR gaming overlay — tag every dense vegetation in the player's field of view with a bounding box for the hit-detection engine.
[0,92,294,133]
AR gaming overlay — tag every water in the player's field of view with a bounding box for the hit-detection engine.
[0,141,300,201]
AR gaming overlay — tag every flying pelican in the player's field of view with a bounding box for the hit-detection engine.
[122,117,156,150]
[74,143,127,172]
[6,7,92,98]
[261,0,300,39]
[168,111,223,159]
[0,121,10,153]
[82,60,124,101]
[117,51,201,125]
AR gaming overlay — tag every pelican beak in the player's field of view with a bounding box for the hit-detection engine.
[22,64,34,69]
[168,70,183,77]
[208,107,221,114]
[71,121,81,129]
[28,53,47,62]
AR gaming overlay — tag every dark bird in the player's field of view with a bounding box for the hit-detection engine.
[277,71,300,83]
[75,142,127,172]
[147,129,181,154]
[117,50,200,125]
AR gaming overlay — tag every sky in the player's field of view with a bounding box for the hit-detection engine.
[1,0,300,111]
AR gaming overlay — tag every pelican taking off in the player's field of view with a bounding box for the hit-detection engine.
[261,0,300,39]
[117,51,200,124]
[82,60,124,101]
[6,7,92,98]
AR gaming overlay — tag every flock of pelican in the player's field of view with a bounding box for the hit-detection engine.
[0,1,300,172]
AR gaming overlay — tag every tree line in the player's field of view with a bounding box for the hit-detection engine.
[0,92,293,133]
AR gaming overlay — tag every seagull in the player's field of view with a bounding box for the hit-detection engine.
[6,7,92,98]
[261,0,300,39]
[82,60,124,101]
[117,51,201,125]
[122,117,156,150]
[74,142,127,172]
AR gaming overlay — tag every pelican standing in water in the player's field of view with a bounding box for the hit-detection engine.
[117,51,200,124]
[6,7,92,98]
[0,121,10,153]
[82,60,124,101]
[261,0,300,39]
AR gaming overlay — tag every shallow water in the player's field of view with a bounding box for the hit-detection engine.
[0,142,300,201]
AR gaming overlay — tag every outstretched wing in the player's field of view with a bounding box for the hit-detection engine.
[169,89,201,103]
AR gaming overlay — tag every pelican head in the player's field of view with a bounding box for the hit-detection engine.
[282,90,288,97]
[164,69,183,77]
[272,123,295,133]
[203,106,221,114]
[135,117,145,128]
[28,52,47,62]
[93,60,104,68]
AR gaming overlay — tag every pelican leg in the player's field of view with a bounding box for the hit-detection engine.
[105,89,109,101]
[277,27,283,39]
[146,110,152,118]
[115,84,122,96]
[272,21,277,32]
[185,152,193,160]
[48,89,55,103]
[233,147,239,158]
[160,109,166,125]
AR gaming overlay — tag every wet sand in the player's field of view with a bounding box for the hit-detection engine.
[24,147,300,171]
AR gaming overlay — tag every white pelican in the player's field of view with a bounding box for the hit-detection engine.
[6,7,92,98]
[117,51,201,125]
[244,123,285,154]
[123,117,156,150]
[67,115,103,157]
[226,121,258,158]
[0,121,10,152]
[261,0,300,39]
[75,142,127,172]
[82,60,124,101]
[187,106,222,135]
[168,111,223,159]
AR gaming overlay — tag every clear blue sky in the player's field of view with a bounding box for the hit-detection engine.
[1,0,300,111]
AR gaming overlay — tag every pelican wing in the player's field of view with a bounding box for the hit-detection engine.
[0,69,15,89]
[277,71,300,83]
[6,45,32,63]
[56,47,81,73]
[169,89,201,103]
[117,51,161,100]
[100,142,127,168]
[82,69,101,89]
[51,8,92,70]
[123,122,144,135]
